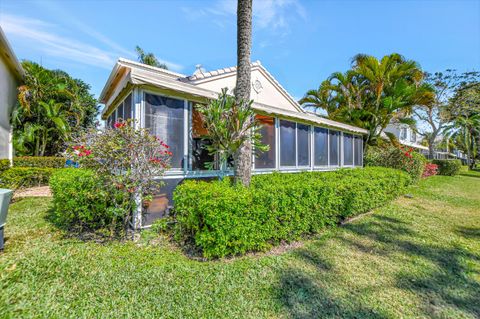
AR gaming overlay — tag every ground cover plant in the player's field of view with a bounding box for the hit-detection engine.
[1,170,479,318]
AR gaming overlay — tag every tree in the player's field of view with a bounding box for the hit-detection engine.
[413,70,480,158]
[300,53,434,149]
[135,46,168,69]
[445,82,480,168]
[12,61,98,156]
[233,0,253,186]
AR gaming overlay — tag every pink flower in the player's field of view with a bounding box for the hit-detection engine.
[114,122,126,128]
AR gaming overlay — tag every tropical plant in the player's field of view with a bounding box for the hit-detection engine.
[67,119,172,231]
[414,70,480,158]
[12,61,97,156]
[233,0,253,186]
[195,89,268,175]
[300,53,434,149]
[444,82,480,168]
[135,46,168,69]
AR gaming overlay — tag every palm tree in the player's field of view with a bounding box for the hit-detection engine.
[233,0,253,186]
[445,114,480,169]
[135,46,168,69]
[300,53,433,149]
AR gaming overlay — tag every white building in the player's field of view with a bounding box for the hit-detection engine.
[99,59,368,225]
[0,27,24,160]
[383,122,428,152]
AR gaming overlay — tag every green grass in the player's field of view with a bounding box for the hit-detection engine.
[1,172,480,318]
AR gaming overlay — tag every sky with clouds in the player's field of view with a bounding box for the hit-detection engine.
[1,0,479,102]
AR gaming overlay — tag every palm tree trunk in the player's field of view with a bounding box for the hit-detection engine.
[233,0,253,186]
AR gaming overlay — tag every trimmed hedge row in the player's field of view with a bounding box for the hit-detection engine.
[432,159,462,176]
[0,167,57,189]
[13,156,66,168]
[174,167,411,258]
[49,169,125,231]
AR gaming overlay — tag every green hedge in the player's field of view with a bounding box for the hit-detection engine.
[0,167,57,189]
[13,156,66,168]
[49,169,125,231]
[174,167,411,258]
[0,159,10,173]
[432,159,462,176]
[364,146,426,183]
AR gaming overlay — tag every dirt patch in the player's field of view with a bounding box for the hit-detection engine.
[14,186,51,198]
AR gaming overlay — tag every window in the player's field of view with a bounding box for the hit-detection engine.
[329,130,340,166]
[255,115,276,169]
[410,131,416,142]
[124,94,132,120]
[343,133,354,166]
[111,110,117,127]
[354,135,363,166]
[191,107,215,170]
[314,127,328,166]
[117,101,124,120]
[280,120,296,166]
[145,93,185,169]
[400,127,407,140]
[297,123,310,166]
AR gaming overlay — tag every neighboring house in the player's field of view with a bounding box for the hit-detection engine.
[99,59,367,226]
[383,122,428,152]
[0,27,24,161]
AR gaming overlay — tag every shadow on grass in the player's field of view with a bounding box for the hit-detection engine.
[456,226,480,239]
[275,214,480,318]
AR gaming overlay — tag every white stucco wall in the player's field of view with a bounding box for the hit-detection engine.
[0,57,19,159]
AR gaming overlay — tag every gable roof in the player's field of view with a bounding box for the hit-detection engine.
[99,58,368,134]
[0,26,25,81]
[186,61,304,113]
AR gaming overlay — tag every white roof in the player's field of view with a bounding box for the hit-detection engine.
[0,26,25,80]
[99,58,368,134]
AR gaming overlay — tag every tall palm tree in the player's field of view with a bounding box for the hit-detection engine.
[233,0,253,186]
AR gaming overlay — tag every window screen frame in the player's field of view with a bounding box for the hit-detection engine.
[279,119,297,168]
[254,114,277,170]
[342,132,354,167]
[313,126,329,167]
[143,90,188,173]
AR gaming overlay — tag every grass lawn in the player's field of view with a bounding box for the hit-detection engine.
[1,171,479,318]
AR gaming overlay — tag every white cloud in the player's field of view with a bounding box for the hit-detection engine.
[185,0,307,32]
[0,12,184,71]
[1,14,116,69]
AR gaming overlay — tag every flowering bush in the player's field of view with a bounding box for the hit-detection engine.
[365,145,426,183]
[64,119,171,232]
[422,163,438,178]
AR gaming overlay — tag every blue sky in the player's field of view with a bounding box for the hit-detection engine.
[1,0,479,103]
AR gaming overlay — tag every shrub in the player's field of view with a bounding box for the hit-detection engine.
[422,163,438,178]
[365,145,426,182]
[0,167,56,189]
[49,169,126,231]
[432,159,462,176]
[174,167,410,258]
[67,119,171,231]
[0,159,10,173]
[13,156,65,168]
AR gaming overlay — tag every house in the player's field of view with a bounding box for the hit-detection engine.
[99,59,368,226]
[383,122,428,152]
[0,27,24,161]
